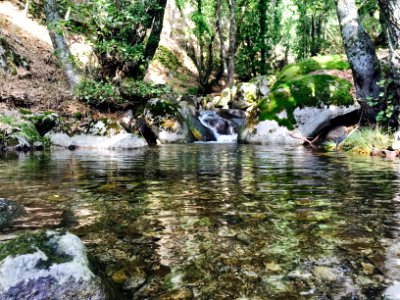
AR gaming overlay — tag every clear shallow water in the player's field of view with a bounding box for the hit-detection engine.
[1,144,400,299]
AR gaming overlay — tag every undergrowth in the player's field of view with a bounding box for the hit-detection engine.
[339,127,393,154]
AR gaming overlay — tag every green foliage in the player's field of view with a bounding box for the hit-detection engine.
[75,80,123,107]
[293,0,338,59]
[146,98,180,117]
[340,127,393,153]
[236,0,284,80]
[258,74,353,128]
[75,79,171,108]
[120,79,172,101]
[67,0,164,80]
[366,79,397,126]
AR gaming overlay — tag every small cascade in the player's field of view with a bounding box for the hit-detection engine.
[198,111,238,143]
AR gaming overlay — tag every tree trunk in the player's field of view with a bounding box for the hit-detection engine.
[335,0,381,121]
[216,0,227,83]
[259,0,268,74]
[143,0,167,74]
[44,0,80,90]
[227,0,236,87]
[377,0,400,97]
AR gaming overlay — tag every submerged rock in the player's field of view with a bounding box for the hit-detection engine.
[0,231,105,300]
[0,198,22,230]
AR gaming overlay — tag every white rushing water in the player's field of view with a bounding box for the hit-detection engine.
[198,111,238,143]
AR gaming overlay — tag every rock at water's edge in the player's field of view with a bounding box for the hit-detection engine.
[0,231,105,300]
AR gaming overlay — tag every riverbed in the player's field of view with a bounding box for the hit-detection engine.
[1,144,400,299]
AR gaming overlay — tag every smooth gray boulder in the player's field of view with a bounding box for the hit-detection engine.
[294,104,360,138]
[239,104,360,144]
[0,231,105,300]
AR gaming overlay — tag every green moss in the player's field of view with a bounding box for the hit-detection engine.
[18,122,42,141]
[258,74,353,129]
[274,55,350,87]
[19,109,33,115]
[0,231,72,267]
[0,114,49,147]
[154,45,181,70]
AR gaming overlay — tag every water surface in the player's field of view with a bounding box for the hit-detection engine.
[1,144,400,299]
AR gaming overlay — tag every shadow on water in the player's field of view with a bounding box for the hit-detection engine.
[1,145,400,299]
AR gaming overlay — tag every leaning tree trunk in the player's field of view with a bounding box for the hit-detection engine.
[377,0,400,97]
[44,0,80,90]
[335,0,381,122]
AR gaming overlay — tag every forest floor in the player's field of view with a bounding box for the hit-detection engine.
[0,1,91,116]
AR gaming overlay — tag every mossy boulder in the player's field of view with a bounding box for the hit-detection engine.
[232,82,259,109]
[239,55,356,144]
[144,98,192,143]
[212,83,260,110]
[273,55,350,87]
[0,231,105,300]
[259,74,354,129]
[144,98,214,143]
[0,111,53,151]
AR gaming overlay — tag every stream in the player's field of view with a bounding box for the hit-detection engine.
[1,144,400,299]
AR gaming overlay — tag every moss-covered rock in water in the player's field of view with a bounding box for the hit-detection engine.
[144,98,193,143]
[143,98,215,143]
[258,74,354,129]
[0,198,23,230]
[274,55,350,87]
[0,112,53,151]
[231,82,259,109]
[25,111,59,136]
[0,230,105,300]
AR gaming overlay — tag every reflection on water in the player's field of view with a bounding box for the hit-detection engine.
[1,145,400,299]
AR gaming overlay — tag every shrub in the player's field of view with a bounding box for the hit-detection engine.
[75,79,172,109]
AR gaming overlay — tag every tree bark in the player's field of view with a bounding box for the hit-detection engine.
[258,0,267,74]
[143,0,167,74]
[227,0,236,87]
[44,0,80,90]
[377,0,400,96]
[335,0,381,121]
[216,0,227,83]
